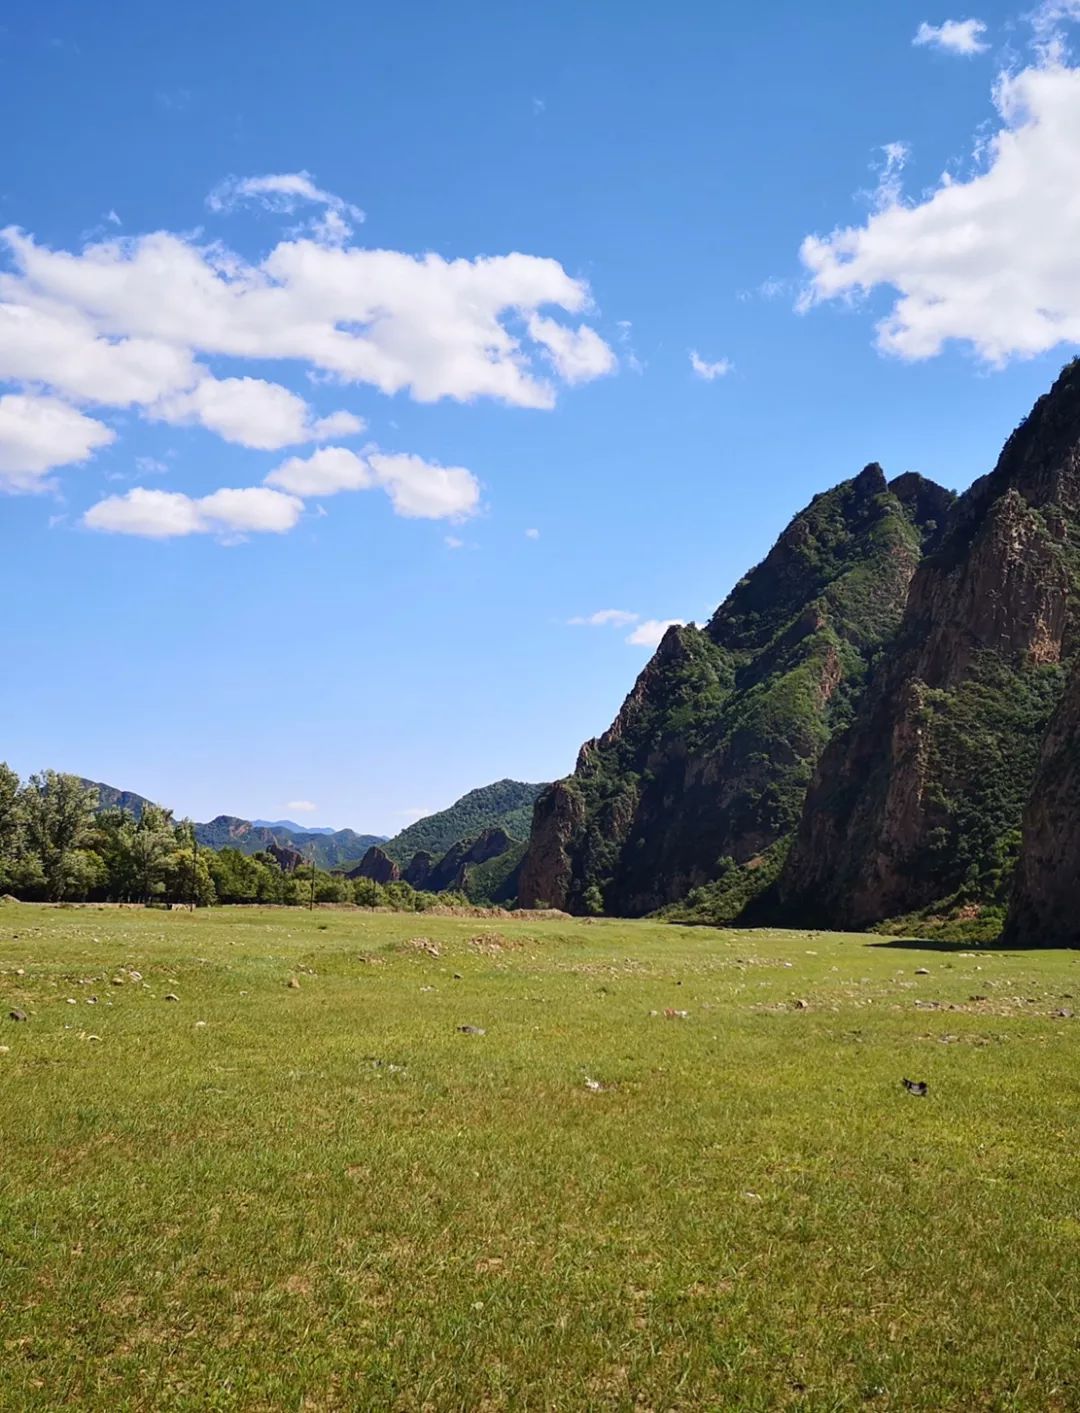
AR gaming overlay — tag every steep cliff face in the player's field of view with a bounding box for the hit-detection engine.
[425,827,515,894]
[1004,662,1080,945]
[777,362,1080,929]
[519,465,952,916]
[402,851,435,889]
[346,845,401,885]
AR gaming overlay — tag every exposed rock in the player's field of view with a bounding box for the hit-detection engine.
[267,840,304,874]
[425,827,515,894]
[402,851,435,889]
[519,465,950,916]
[346,845,401,885]
[776,361,1080,929]
[1005,660,1080,946]
[517,779,587,911]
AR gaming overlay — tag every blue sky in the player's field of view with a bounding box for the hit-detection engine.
[3,0,1079,833]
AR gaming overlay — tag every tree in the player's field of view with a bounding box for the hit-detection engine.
[352,877,386,908]
[20,772,98,901]
[126,805,177,903]
[163,846,216,907]
[0,762,24,891]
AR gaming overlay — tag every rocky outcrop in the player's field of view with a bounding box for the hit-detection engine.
[517,779,588,911]
[267,841,303,874]
[519,465,952,916]
[426,827,515,893]
[346,845,401,885]
[402,851,435,889]
[776,361,1080,928]
[1004,661,1080,945]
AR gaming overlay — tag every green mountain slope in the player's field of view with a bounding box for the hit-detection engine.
[777,360,1080,932]
[382,780,547,864]
[518,466,954,919]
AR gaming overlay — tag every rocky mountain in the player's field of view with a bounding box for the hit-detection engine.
[251,819,337,836]
[775,361,1080,931]
[346,845,401,885]
[402,850,435,889]
[424,827,516,894]
[79,779,157,819]
[192,815,383,869]
[519,465,953,917]
[382,780,546,864]
[1002,660,1080,945]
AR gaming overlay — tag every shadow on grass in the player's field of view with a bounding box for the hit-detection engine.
[869,937,1003,953]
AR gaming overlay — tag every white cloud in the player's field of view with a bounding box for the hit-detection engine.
[0,182,614,523]
[0,300,198,406]
[368,452,480,520]
[527,313,617,383]
[0,222,612,412]
[444,534,464,549]
[286,800,318,813]
[525,526,540,539]
[134,455,168,475]
[799,57,1080,363]
[1030,0,1080,63]
[0,393,114,491]
[913,18,989,55]
[871,142,911,213]
[265,446,372,496]
[207,171,366,245]
[263,445,480,521]
[311,409,364,439]
[570,609,640,628]
[626,618,684,647]
[84,485,302,538]
[689,350,733,380]
[83,488,204,537]
[151,374,360,450]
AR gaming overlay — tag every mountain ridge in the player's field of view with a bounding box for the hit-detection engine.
[519,465,953,917]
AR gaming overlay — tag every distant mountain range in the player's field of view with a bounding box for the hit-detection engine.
[80,779,384,868]
[80,775,546,878]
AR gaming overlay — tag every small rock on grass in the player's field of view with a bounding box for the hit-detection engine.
[164,993,179,1002]
[915,967,930,976]
[0,1045,10,1054]
[457,1024,486,1035]
[8,1009,27,1022]
[286,978,301,990]
[902,1077,929,1097]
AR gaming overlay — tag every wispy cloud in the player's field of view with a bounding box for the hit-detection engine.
[569,609,640,628]
[913,18,989,55]
[626,618,684,647]
[689,350,733,381]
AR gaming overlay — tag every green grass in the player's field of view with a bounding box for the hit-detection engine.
[1,905,1078,1411]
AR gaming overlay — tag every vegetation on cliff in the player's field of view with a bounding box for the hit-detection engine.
[520,466,952,919]
[381,779,545,865]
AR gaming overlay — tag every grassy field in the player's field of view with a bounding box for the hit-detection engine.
[1,904,1078,1411]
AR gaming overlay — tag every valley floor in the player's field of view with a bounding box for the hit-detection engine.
[1,905,1078,1411]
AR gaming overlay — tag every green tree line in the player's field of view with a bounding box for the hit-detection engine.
[0,765,465,911]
